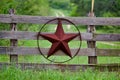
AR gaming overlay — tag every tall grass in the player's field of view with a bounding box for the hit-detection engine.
[0,66,119,80]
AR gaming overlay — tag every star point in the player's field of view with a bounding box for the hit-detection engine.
[40,20,78,58]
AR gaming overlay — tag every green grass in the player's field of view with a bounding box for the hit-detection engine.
[0,22,120,79]
[0,66,119,80]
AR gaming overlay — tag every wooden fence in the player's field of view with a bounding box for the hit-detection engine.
[0,10,120,71]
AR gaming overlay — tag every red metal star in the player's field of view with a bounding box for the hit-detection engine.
[40,19,78,58]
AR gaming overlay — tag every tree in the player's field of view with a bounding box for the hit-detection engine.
[70,0,120,32]
[0,0,50,31]
[70,0,91,16]
[48,0,71,10]
[0,0,51,45]
[70,0,120,17]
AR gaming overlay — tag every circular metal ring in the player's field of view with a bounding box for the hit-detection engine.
[37,18,82,63]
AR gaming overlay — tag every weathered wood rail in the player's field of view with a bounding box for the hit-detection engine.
[0,11,120,71]
[0,14,120,25]
[0,47,120,56]
[0,31,120,41]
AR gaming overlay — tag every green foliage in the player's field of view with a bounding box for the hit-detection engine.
[0,0,50,30]
[16,0,50,15]
[0,0,50,15]
[70,0,120,32]
[0,0,16,14]
[70,0,91,16]
[0,66,119,80]
[70,0,120,17]
[49,0,71,10]
[0,0,50,45]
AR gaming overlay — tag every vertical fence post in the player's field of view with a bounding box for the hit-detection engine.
[9,9,18,63]
[87,12,97,64]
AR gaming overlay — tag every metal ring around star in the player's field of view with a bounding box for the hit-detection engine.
[37,18,82,63]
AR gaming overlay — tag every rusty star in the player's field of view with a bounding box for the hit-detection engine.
[40,19,78,58]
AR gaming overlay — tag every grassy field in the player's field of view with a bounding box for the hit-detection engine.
[0,66,119,80]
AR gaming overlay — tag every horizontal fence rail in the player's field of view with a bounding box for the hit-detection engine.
[0,14,120,25]
[0,47,120,56]
[0,31,120,41]
[0,63,119,71]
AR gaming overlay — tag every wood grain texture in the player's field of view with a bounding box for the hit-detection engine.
[9,9,18,63]
[0,47,95,56]
[0,31,92,40]
[0,14,120,25]
[0,31,120,41]
[87,12,97,64]
[0,63,119,71]
[93,33,120,41]
[0,47,120,56]
[96,49,120,56]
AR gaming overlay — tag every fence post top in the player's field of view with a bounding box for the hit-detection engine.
[9,9,15,15]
